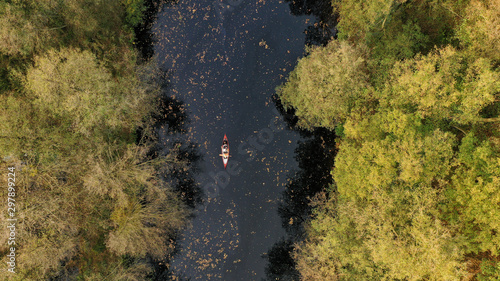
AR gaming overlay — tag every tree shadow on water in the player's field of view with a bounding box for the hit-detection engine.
[263,117,336,280]
[161,140,204,209]
[134,0,181,62]
[278,127,336,238]
[153,94,190,135]
[284,0,338,46]
[136,71,204,209]
[263,238,301,281]
[136,90,204,280]
[157,95,203,209]
[271,93,304,134]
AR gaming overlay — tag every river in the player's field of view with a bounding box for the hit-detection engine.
[153,0,313,279]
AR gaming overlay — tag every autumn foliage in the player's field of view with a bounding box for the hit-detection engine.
[0,0,189,280]
[278,0,500,279]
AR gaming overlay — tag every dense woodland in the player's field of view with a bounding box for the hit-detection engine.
[2,0,499,280]
[278,0,500,279]
[0,0,191,279]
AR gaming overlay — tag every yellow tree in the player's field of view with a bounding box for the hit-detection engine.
[277,41,373,130]
[25,48,152,141]
[382,46,500,124]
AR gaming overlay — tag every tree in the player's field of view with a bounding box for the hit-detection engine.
[444,133,500,255]
[0,1,61,57]
[456,0,500,63]
[286,0,500,279]
[0,1,191,279]
[85,145,188,259]
[382,46,500,125]
[277,41,373,130]
[295,192,383,281]
[297,114,465,280]
[25,48,152,141]
[332,0,406,42]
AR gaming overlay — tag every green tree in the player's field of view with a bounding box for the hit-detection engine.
[295,192,384,281]
[382,47,500,125]
[85,145,188,259]
[444,133,500,255]
[121,0,146,28]
[332,0,406,42]
[25,48,152,141]
[0,0,191,280]
[456,0,500,62]
[297,115,466,280]
[285,0,500,279]
[0,0,137,91]
[277,41,373,130]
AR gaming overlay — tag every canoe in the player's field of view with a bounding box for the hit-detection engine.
[221,134,229,168]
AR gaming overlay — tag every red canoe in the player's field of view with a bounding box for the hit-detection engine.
[221,134,229,168]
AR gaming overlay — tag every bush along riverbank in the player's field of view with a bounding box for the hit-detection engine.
[277,0,500,279]
[0,1,193,279]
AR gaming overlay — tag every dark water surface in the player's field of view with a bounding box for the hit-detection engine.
[154,1,312,279]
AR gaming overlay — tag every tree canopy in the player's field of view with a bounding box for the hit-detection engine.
[278,0,500,279]
[0,0,191,279]
[278,41,373,130]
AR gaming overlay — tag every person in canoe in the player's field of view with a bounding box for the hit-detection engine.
[219,134,229,168]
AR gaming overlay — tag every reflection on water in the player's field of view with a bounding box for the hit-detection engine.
[264,127,337,281]
[153,0,313,279]
[264,238,300,280]
[279,128,337,237]
[262,1,337,278]
[142,87,205,209]
[284,0,337,46]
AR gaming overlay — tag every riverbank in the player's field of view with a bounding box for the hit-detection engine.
[0,1,192,279]
[278,0,500,279]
